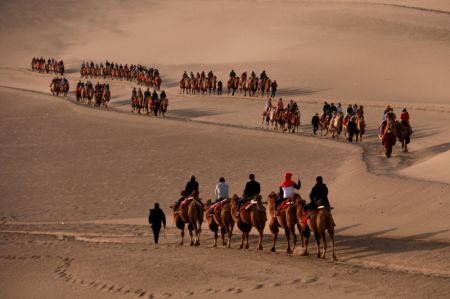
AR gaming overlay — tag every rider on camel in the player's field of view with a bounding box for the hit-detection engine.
[175,175,199,211]
[229,70,236,78]
[277,98,284,110]
[264,98,273,114]
[400,108,412,134]
[275,173,301,216]
[236,174,260,217]
[260,70,267,81]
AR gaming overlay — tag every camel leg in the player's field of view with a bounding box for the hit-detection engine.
[321,231,327,259]
[227,224,233,248]
[328,228,338,261]
[180,228,185,246]
[240,233,245,249]
[314,231,321,258]
[290,225,297,253]
[189,228,194,246]
[213,229,218,247]
[285,230,291,253]
[269,218,278,252]
[257,230,263,250]
[271,233,277,252]
[195,225,201,246]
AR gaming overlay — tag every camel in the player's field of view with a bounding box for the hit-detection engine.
[267,192,298,253]
[320,114,330,136]
[328,112,343,137]
[355,116,366,142]
[298,199,337,261]
[395,120,411,152]
[379,114,397,158]
[205,198,235,247]
[227,77,238,96]
[170,191,204,246]
[230,194,267,250]
[159,98,169,117]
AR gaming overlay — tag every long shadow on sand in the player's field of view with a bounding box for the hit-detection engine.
[276,87,329,97]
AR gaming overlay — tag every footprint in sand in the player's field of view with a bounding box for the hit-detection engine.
[251,283,264,290]
[285,279,301,285]
[182,290,194,297]
[268,282,282,288]
[231,288,243,294]
[302,277,318,284]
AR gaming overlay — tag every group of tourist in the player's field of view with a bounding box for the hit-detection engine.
[262,97,301,133]
[49,77,69,97]
[32,57,65,75]
[80,61,162,90]
[75,80,111,107]
[179,71,222,95]
[131,87,169,116]
[147,173,331,245]
[310,101,366,141]
[228,70,278,97]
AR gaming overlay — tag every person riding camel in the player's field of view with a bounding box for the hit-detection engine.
[287,100,294,112]
[323,101,330,115]
[400,108,413,134]
[292,101,298,113]
[183,71,188,79]
[260,70,267,81]
[306,176,335,225]
[208,70,214,79]
[275,173,301,216]
[236,174,260,217]
[160,90,167,101]
[251,71,256,79]
[175,175,199,212]
[277,98,284,110]
[229,70,236,78]
[144,88,151,101]
[264,98,273,114]
[355,105,364,119]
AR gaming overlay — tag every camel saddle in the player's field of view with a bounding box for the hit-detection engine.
[241,199,258,211]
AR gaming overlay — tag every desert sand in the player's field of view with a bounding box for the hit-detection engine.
[1,0,450,298]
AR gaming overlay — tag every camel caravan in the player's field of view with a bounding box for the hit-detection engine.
[130,87,169,117]
[262,98,301,133]
[378,106,413,158]
[32,57,65,75]
[169,175,337,261]
[316,102,366,142]
[227,70,278,97]
[80,61,162,90]
[49,77,69,97]
[179,71,222,96]
[75,81,111,108]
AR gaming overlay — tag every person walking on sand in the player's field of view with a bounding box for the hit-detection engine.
[148,203,166,244]
[311,113,320,135]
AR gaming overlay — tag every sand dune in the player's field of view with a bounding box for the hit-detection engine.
[0,0,450,298]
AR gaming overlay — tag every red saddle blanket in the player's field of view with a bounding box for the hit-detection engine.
[180,196,193,207]
[301,210,317,225]
[241,200,257,211]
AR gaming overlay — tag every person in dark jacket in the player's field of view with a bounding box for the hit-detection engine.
[309,176,330,208]
[236,174,261,216]
[347,116,357,142]
[311,113,320,135]
[184,175,199,197]
[175,176,199,211]
[148,203,166,244]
